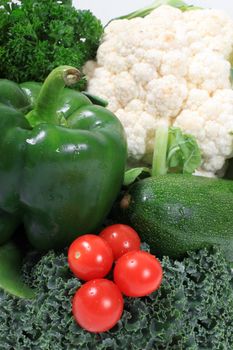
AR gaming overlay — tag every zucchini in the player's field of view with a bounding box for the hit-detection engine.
[121,174,233,261]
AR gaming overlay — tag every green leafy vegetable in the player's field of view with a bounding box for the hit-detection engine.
[167,127,202,174]
[124,167,151,186]
[152,124,201,176]
[0,242,34,299]
[0,0,103,88]
[114,0,201,21]
[0,247,232,349]
[125,124,201,185]
[230,68,233,86]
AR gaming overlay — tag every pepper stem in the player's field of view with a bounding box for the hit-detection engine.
[25,66,81,127]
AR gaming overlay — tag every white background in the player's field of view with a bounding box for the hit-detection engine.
[75,1,233,24]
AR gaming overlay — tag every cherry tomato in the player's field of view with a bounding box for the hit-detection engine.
[99,224,141,260]
[72,279,124,333]
[114,250,163,297]
[68,234,113,281]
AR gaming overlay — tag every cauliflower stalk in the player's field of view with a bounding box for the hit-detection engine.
[124,121,202,186]
[84,0,233,176]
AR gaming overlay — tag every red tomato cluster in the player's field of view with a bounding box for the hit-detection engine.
[68,224,163,333]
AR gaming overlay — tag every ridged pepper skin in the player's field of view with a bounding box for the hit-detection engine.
[0,81,32,244]
[0,66,127,250]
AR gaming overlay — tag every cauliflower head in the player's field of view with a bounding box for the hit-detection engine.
[84,5,233,176]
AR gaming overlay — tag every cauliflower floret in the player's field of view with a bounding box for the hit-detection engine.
[147,4,182,22]
[131,63,157,83]
[116,109,147,160]
[146,75,188,118]
[144,49,163,68]
[125,99,144,112]
[184,9,233,57]
[113,72,138,105]
[175,92,233,173]
[103,54,129,73]
[186,89,210,111]
[188,50,231,93]
[174,110,206,142]
[160,50,188,77]
[85,5,233,176]
[83,60,97,79]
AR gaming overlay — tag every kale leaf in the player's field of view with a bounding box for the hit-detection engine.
[0,246,232,349]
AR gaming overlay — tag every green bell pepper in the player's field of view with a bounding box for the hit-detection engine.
[0,66,127,250]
